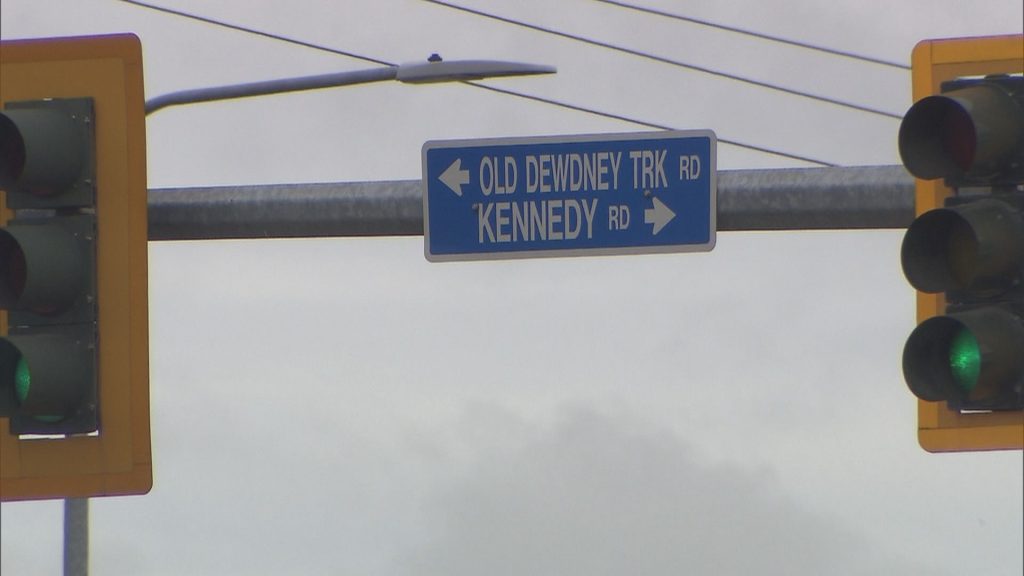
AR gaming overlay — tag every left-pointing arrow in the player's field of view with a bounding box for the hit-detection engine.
[439,158,470,197]
[644,196,676,235]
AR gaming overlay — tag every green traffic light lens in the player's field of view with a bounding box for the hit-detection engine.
[949,327,981,392]
[11,353,64,423]
[14,354,31,404]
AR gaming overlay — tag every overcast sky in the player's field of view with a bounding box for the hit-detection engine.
[2,1,1023,575]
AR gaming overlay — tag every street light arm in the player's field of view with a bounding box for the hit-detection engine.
[145,66,399,115]
[144,59,557,116]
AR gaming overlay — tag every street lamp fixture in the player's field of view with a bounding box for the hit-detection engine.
[144,58,556,115]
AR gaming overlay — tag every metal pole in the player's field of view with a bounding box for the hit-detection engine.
[144,60,556,116]
[146,165,914,241]
[716,164,913,229]
[145,67,399,115]
[63,498,88,576]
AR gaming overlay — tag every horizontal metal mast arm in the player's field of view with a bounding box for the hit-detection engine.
[146,165,915,241]
[717,165,913,230]
[148,180,423,240]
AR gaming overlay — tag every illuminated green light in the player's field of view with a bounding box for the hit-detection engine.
[949,328,981,392]
[13,355,63,423]
[14,355,31,404]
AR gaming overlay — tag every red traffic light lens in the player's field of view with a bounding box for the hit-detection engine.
[899,81,1021,181]
[0,112,27,190]
[941,103,976,174]
[899,94,977,180]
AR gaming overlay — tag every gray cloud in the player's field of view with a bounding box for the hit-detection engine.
[400,405,941,576]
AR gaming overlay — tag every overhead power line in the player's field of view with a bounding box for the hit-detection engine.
[468,83,836,166]
[422,0,902,120]
[593,0,910,70]
[118,0,835,166]
[118,0,391,66]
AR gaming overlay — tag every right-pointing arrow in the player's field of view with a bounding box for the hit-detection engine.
[644,196,676,235]
[439,158,470,197]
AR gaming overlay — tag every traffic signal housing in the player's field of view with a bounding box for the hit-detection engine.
[1,97,99,435]
[0,34,151,501]
[898,35,1024,453]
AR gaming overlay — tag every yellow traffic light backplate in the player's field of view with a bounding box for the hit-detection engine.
[909,34,1024,453]
[1,34,151,500]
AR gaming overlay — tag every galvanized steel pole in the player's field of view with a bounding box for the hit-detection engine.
[716,165,913,230]
[63,498,88,576]
[146,165,915,241]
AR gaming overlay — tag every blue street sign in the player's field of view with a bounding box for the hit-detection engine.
[423,130,716,262]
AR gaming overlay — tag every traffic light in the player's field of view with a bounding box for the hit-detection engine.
[1,97,99,435]
[0,34,151,501]
[898,34,1024,453]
